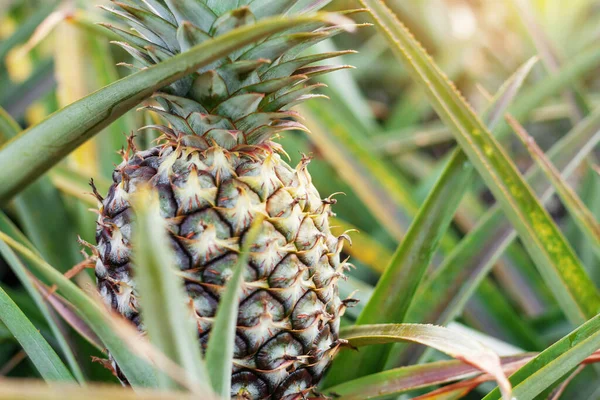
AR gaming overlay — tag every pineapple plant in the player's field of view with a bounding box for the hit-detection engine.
[93,1,353,396]
[1,0,600,400]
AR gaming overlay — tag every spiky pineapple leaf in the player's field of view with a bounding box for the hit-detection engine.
[325,55,538,387]
[335,324,512,400]
[131,189,209,392]
[393,67,600,366]
[0,213,85,382]
[0,282,74,382]
[405,107,600,345]
[483,313,600,400]
[325,355,533,400]
[84,30,137,178]
[0,12,350,204]
[508,116,600,257]
[0,108,80,273]
[360,0,600,326]
[0,230,159,389]
[313,40,379,135]
[343,149,471,366]
[204,216,264,397]
[32,279,103,352]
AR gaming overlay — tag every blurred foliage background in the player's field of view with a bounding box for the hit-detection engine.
[1,0,600,398]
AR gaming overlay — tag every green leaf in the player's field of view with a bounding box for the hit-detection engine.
[312,40,379,135]
[507,116,600,258]
[204,216,265,397]
[327,149,472,382]
[0,107,81,272]
[325,355,533,400]
[0,230,158,389]
[0,284,74,382]
[483,313,600,400]
[360,0,600,325]
[130,189,209,392]
[464,279,542,351]
[0,213,85,382]
[336,324,512,400]
[406,106,600,340]
[0,12,350,204]
[325,54,538,388]
[32,279,103,352]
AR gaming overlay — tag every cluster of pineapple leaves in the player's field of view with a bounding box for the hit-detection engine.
[1,0,600,399]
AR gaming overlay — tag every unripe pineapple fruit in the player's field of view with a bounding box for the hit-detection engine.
[93,1,354,398]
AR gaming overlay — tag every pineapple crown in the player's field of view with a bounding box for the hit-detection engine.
[101,0,356,151]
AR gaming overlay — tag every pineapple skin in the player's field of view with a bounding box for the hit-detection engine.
[95,143,349,399]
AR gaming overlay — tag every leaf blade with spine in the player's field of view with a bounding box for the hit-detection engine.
[359,0,600,326]
[131,189,209,391]
[325,148,472,384]
[507,116,600,258]
[325,54,539,387]
[482,313,600,400]
[0,212,85,382]
[405,106,600,342]
[204,217,264,397]
[326,355,533,400]
[0,108,80,273]
[333,324,512,400]
[0,230,158,389]
[0,284,74,382]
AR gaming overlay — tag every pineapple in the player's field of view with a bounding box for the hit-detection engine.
[93,0,354,398]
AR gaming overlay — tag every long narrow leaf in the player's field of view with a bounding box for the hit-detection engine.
[325,54,538,387]
[327,149,472,383]
[0,231,158,388]
[336,324,512,400]
[403,105,600,355]
[0,284,74,382]
[0,107,81,272]
[0,0,60,63]
[0,107,21,144]
[507,116,600,257]
[325,355,533,400]
[0,13,351,203]
[131,189,208,391]
[360,0,600,325]
[483,313,600,400]
[0,214,85,382]
[497,44,600,141]
[204,217,264,397]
